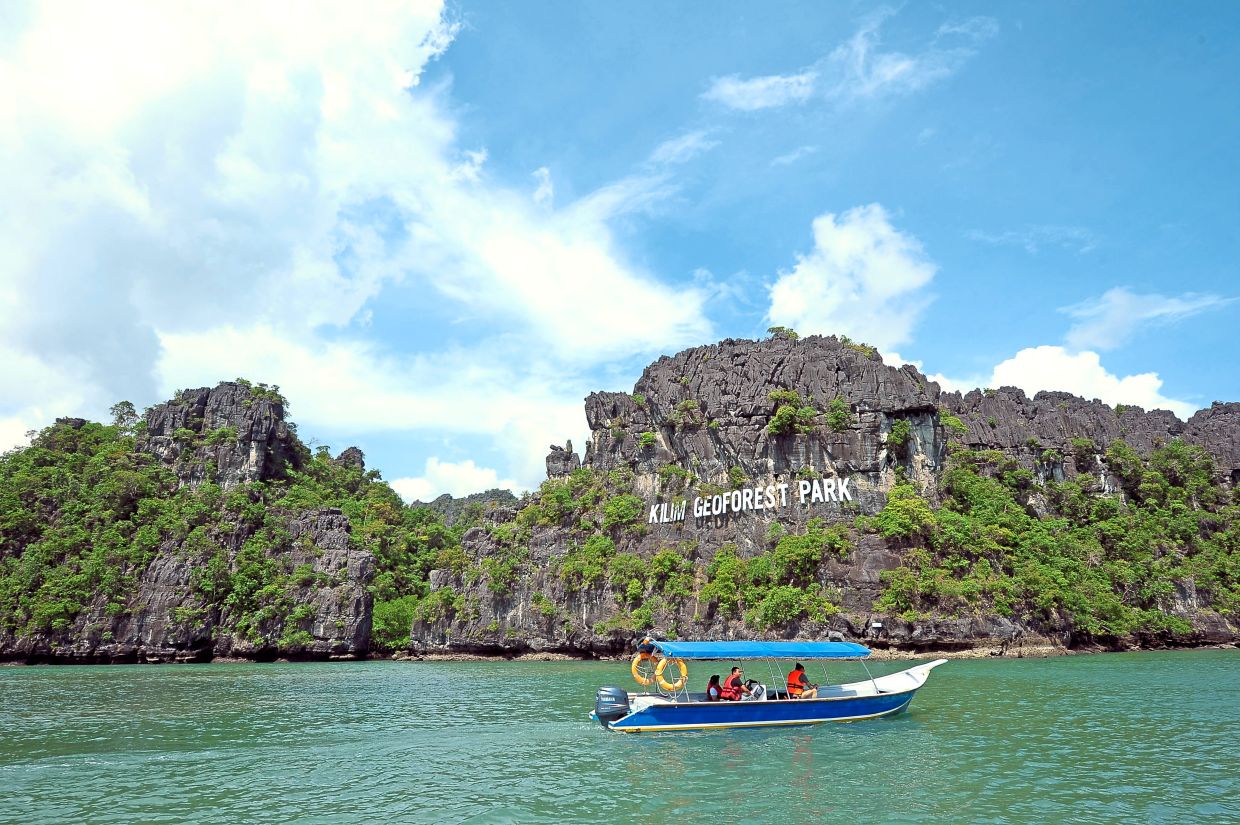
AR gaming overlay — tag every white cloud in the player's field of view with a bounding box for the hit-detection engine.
[967,224,1098,254]
[391,457,521,502]
[770,145,818,167]
[0,0,712,488]
[936,17,1001,41]
[702,12,996,112]
[1062,287,1233,352]
[532,166,554,207]
[701,70,817,111]
[767,204,937,351]
[930,346,1196,419]
[648,131,719,165]
[155,325,587,489]
[988,346,1196,419]
[824,12,997,102]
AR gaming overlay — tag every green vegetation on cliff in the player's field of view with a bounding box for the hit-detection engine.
[866,440,1240,637]
[0,397,478,655]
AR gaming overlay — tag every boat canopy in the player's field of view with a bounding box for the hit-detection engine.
[648,640,871,660]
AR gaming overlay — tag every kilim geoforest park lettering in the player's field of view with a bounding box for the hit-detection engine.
[648,476,853,524]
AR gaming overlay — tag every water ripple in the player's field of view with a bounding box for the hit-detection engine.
[0,651,1236,823]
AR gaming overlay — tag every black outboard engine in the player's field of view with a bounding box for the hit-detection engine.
[595,686,630,728]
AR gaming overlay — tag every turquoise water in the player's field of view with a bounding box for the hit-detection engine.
[1,650,1237,824]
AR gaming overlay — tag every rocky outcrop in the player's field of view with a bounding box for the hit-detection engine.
[0,381,373,664]
[0,507,373,663]
[584,336,942,504]
[333,447,366,472]
[546,441,581,478]
[411,335,1239,657]
[413,489,521,528]
[140,382,305,490]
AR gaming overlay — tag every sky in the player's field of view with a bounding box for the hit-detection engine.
[2,1,1238,500]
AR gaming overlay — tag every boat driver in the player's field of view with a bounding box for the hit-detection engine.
[720,666,752,701]
[786,662,818,699]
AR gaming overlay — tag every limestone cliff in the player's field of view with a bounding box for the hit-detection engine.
[0,382,373,663]
[411,335,1239,656]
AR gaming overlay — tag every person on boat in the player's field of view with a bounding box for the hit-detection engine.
[706,674,722,701]
[786,662,818,699]
[720,666,751,701]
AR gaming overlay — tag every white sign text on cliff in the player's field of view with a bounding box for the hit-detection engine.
[648,476,853,524]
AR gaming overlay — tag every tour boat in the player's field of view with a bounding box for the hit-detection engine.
[592,639,946,734]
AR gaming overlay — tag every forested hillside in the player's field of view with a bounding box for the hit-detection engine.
[1,334,1237,663]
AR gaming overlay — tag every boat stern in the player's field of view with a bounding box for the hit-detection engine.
[593,685,630,729]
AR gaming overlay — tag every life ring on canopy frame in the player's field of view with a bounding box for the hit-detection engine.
[630,652,657,686]
[655,657,688,691]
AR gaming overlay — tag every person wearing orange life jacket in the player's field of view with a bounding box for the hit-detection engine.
[786,662,818,699]
[705,674,722,701]
[720,666,751,701]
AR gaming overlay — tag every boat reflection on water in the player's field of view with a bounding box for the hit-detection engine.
[592,639,946,734]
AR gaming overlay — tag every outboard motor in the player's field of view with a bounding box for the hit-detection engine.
[594,686,630,728]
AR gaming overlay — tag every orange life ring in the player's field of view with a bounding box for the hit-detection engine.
[630,652,656,685]
[655,657,688,691]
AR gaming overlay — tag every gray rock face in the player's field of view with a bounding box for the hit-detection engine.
[141,382,305,490]
[546,441,581,478]
[0,383,374,664]
[412,489,521,528]
[410,335,1239,656]
[0,508,373,663]
[334,447,366,471]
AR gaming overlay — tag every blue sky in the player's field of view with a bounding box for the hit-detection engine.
[1,1,1237,498]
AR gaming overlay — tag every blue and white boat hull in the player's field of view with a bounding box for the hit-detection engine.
[595,659,946,734]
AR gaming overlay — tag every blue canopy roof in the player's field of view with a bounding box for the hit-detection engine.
[649,640,871,660]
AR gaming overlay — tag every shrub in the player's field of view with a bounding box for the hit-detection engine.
[602,494,644,530]
[767,325,799,340]
[839,335,877,358]
[670,399,703,429]
[648,548,693,603]
[560,534,615,590]
[638,431,656,449]
[888,419,913,454]
[939,410,968,435]
[372,595,418,649]
[767,390,818,436]
[863,482,937,540]
[826,397,851,432]
[531,592,557,618]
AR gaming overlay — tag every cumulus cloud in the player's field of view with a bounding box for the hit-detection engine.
[390,458,521,502]
[767,204,937,351]
[0,1,711,486]
[988,346,1196,419]
[156,325,587,489]
[701,70,817,111]
[1062,286,1233,352]
[929,347,1196,420]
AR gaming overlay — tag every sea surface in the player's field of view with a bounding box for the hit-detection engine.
[1,649,1237,824]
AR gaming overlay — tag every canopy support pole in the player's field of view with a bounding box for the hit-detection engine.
[765,659,781,699]
[861,659,880,695]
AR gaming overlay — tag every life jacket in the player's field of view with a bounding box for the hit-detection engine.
[706,682,722,701]
[721,672,742,700]
[786,669,807,697]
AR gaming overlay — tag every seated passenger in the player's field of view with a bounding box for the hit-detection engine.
[706,674,722,702]
[720,666,752,701]
[786,662,819,699]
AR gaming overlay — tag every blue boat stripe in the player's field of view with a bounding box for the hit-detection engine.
[613,698,914,733]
